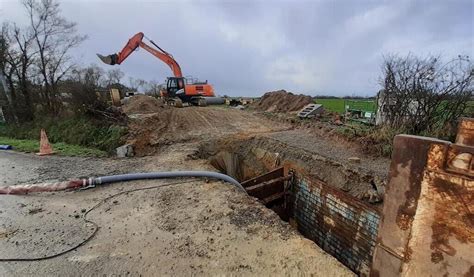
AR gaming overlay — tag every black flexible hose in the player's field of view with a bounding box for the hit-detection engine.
[93,171,245,192]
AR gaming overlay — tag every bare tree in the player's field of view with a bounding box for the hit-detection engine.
[10,23,36,118]
[0,22,36,121]
[127,77,146,92]
[0,24,18,119]
[64,66,103,116]
[106,68,124,87]
[62,64,126,122]
[144,79,163,97]
[70,64,105,87]
[378,54,473,134]
[24,0,86,115]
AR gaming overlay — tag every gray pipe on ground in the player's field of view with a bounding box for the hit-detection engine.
[202,97,225,105]
[94,171,245,192]
[0,171,245,195]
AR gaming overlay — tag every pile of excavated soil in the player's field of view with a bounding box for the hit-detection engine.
[253,90,313,113]
[122,95,165,114]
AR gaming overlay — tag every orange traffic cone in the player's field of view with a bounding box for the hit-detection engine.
[36,129,55,156]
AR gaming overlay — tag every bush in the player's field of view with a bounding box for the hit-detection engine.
[358,122,457,157]
[362,54,473,157]
[379,54,472,134]
[357,126,399,157]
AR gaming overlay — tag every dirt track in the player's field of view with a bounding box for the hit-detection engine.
[0,103,390,276]
[126,106,289,156]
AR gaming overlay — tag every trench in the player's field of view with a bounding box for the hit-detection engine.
[196,136,383,275]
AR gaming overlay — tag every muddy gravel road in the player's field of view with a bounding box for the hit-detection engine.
[0,144,353,276]
[0,104,393,276]
[126,106,290,156]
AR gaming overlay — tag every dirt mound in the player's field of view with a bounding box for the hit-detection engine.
[253,90,313,113]
[122,95,165,114]
[125,107,288,156]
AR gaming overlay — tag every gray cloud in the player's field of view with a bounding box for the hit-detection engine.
[1,0,472,96]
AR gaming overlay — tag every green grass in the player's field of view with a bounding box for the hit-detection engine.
[314,99,345,113]
[344,100,376,113]
[0,116,126,153]
[315,99,376,113]
[0,136,107,157]
[315,98,473,115]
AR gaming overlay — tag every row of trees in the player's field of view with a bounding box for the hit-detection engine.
[0,0,87,121]
[0,0,162,123]
[69,64,163,95]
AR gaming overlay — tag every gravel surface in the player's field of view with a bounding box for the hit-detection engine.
[0,144,353,276]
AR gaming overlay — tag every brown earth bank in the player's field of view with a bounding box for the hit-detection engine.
[252,90,313,113]
[124,105,291,156]
[194,131,388,207]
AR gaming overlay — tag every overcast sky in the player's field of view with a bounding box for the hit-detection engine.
[1,0,473,96]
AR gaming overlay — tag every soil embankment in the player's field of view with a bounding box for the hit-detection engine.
[122,96,289,156]
[252,90,313,113]
[122,95,165,114]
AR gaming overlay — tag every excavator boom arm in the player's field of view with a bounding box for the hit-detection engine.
[138,41,182,78]
[97,32,183,78]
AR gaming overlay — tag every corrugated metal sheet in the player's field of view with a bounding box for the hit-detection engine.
[292,176,380,275]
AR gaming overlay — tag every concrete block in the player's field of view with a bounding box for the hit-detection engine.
[116,144,134,158]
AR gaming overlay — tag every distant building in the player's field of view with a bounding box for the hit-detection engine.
[376,90,420,126]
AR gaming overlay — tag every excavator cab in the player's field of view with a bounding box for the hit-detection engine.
[166,77,186,97]
[163,77,187,107]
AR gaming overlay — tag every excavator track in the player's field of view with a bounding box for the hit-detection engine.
[165,98,183,108]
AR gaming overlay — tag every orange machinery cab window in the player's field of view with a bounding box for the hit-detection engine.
[166,77,186,96]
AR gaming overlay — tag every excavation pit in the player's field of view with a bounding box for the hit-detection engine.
[197,136,384,275]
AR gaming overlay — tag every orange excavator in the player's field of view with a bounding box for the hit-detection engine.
[97,32,221,106]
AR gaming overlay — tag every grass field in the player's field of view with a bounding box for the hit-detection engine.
[315,98,473,115]
[0,136,107,157]
[0,117,126,153]
[315,99,376,113]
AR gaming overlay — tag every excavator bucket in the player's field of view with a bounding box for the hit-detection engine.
[97,54,113,65]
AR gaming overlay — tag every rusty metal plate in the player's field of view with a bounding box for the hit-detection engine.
[292,175,380,275]
[372,117,474,277]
